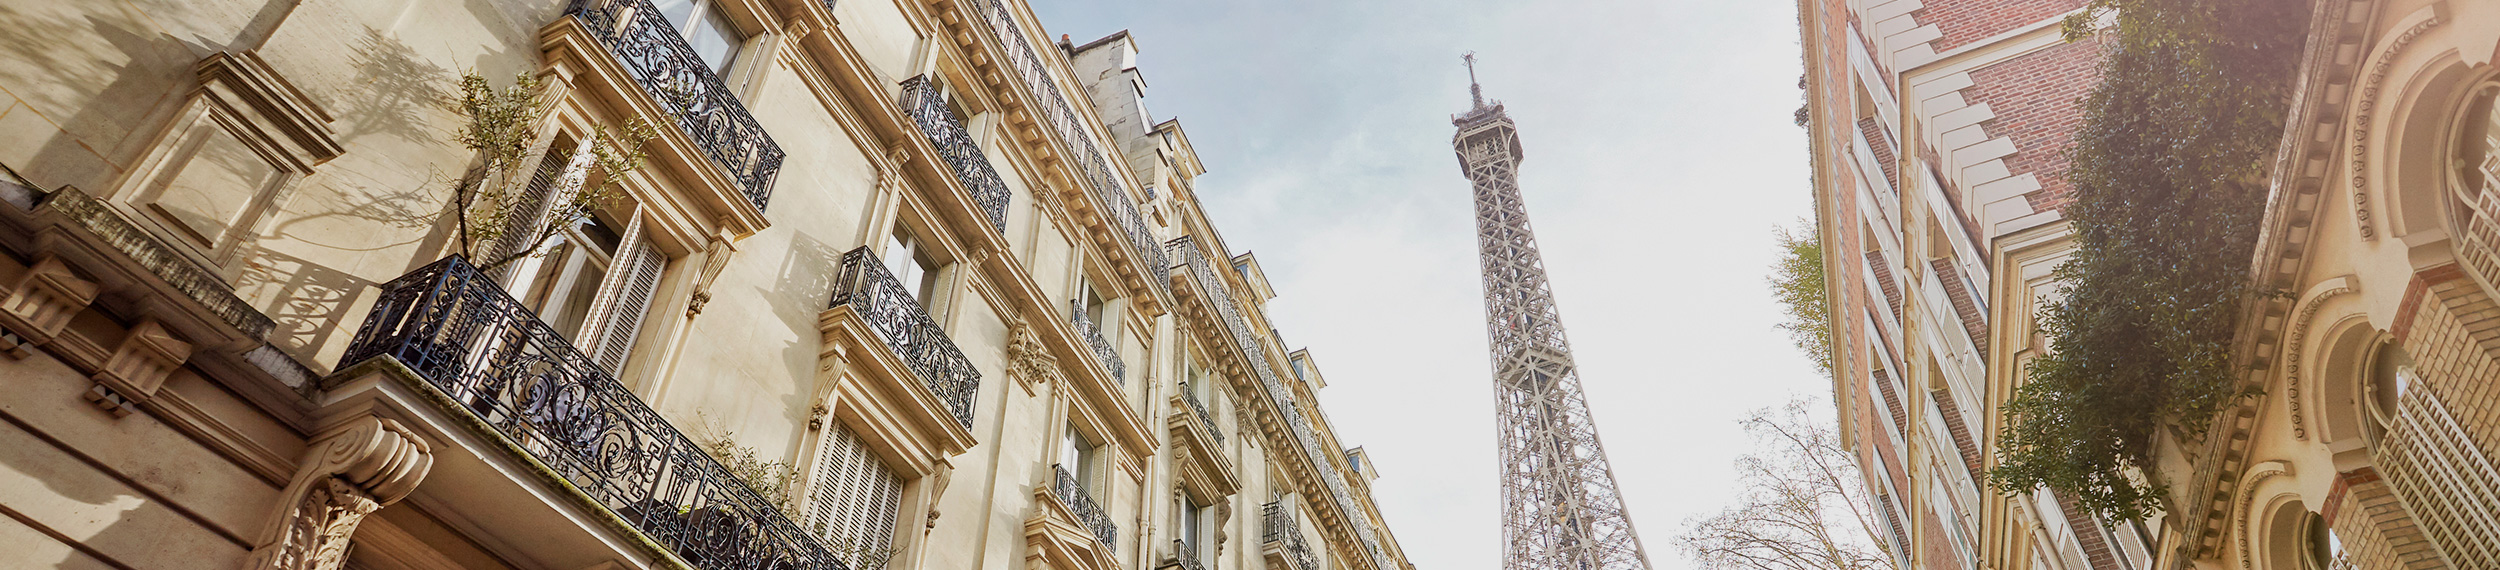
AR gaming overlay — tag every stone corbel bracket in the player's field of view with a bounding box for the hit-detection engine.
[242,414,435,570]
[0,255,101,357]
[85,319,195,417]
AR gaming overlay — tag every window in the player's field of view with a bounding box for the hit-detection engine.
[806,424,902,570]
[1063,425,1096,487]
[2363,340,2413,444]
[495,137,668,374]
[1180,500,1206,558]
[2299,511,2343,570]
[1078,279,1109,326]
[886,227,940,305]
[2448,80,2500,297]
[653,0,746,75]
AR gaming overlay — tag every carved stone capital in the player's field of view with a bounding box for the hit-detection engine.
[0,256,101,357]
[244,415,434,570]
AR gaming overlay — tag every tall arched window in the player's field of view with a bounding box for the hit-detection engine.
[2362,340,2414,446]
[2446,78,2500,295]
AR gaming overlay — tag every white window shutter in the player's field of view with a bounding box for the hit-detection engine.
[807,425,903,568]
[591,239,664,374]
[481,143,583,280]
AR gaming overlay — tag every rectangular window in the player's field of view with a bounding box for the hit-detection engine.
[1063,426,1095,488]
[1181,500,1205,555]
[886,227,940,305]
[653,0,746,75]
[806,424,902,570]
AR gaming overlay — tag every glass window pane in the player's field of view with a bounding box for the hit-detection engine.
[687,5,742,75]
[652,0,698,30]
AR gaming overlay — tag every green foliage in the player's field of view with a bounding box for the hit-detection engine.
[447,72,656,272]
[1987,0,2308,521]
[1771,221,1833,377]
[695,415,801,517]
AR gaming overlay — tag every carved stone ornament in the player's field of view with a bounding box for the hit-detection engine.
[243,416,434,570]
[686,234,738,318]
[0,256,102,357]
[1211,499,1232,557]
[927,462,955,530]
[85,319,193,417]
[1007,316,1060,389]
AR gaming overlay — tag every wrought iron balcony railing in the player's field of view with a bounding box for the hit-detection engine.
[1171,236,1397,570]
[1170,539,1207,570]
[898,76,1010,232]
[958,0,1166,296]
[341,256,847,570]
[1070,299,1125,385]
[1052,464,1119,550]
[567,0,783,212]
[1263,501,1319,570]
[829,247,980,428]
[1181,383,1222,447]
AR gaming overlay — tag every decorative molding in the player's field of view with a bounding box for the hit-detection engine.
[0,255,101,356]
[195,51,341,169]
[84,319,194,417]
[685,236,737,317]
[2231,461,2293,570]
[1007,315,1060,393]
[2281,276,2356,440]
[2349,11,2445,240]
[243,415,434,570]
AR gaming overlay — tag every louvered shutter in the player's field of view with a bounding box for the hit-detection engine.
[806,425,903,568]
[482,143,588,281]
[590,239,664,374]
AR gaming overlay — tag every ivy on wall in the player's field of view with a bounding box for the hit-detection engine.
[1985,0,2309,521]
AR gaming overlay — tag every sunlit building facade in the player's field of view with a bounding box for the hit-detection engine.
[1809,0,2500,568]
[1797,0,2145,568]
[0,2,1414,570]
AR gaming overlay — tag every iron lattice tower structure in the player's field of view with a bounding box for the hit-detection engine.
[1452,54,1652,570]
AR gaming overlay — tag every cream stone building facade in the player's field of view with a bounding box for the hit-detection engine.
[0,1,1415,570]
[2147,0,2500,568]
[1808,0,2500,568]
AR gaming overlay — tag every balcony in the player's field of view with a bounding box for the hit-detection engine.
[898,75,1010,232]
[1168,539,1207,570]
[1070,300,1126,385]
[1263,502,1319,570]
[566,0,783,212]
[828,247,979,428]
[340,255,847,570]
[1053,464,1120,550]
[954,0,1167,300]
[1182,384,1222,447]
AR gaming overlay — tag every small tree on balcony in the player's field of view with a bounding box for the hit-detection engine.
[1770,220,1832,377]
[1987,0,2306,521]
[447,72,656,272]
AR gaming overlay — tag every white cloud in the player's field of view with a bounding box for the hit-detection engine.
[1035,2,1817,568]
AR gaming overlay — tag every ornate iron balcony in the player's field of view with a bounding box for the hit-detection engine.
[567,0,784,212]
[1170,539,1207,570]
[1263,502,1320,570]
[1172,236,1398,570]
[1070,299,1125,385]
[898,76,1010,232]
[1053,464,1119,550]
[1181,383,1222,447]
[341,256,848,570]
[958,0,1166,297]
[828,247,980,428]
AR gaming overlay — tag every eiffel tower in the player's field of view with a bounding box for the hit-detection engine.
[1452,54,1653,570]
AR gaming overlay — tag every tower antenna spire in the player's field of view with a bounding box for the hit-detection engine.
[1464,51,1485,109]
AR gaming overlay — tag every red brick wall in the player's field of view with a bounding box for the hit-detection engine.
[1913,0,2087,53]
[1963,39,2102,212]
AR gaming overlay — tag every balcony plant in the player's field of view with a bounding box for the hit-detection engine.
[446,72,655,273]
[1986,0,2307,521]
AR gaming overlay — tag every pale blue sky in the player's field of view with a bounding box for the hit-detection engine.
[1029,1,1818,568]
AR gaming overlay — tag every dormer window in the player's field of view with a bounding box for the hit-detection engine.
[654,0,745,75]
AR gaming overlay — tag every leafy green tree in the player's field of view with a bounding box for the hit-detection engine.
[446,72,655,272]
[1988,0,2308,521]
[1770,221,1831,377]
